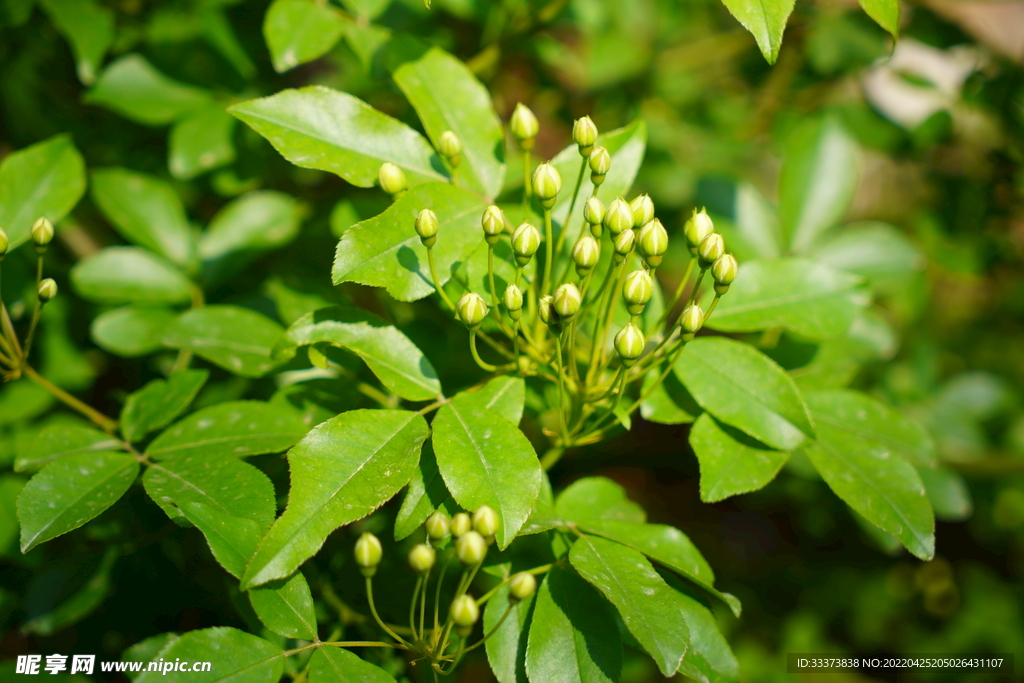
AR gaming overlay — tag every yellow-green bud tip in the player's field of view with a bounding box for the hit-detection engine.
[455,530,488,565]
[415,209,439,246]
[472,505,500,539]
[630,195,655,228]
[614,323,645,366]
[584,197,605,227]
[482,205,505,241]
[573,116,598,154]
[604,198,634,236]
[712,253,738,286]
[408,543,436,574]
[451,512,472,538]
[553,283,582,320]
[0,227,8,257]
[532,163,562,204]
[378,163,407,195]
[508,572,537,602]
[456,293,488,329]
[503,284,524,321]
[684,208,714,253]
[512,223,541,266]
[538,295,558,327]
[638,218,669,268]
[571,235,600,275]
[622,270,653,315]
[589,146,611,179]
[425,511,450,541]
[698,233,725,266]
[510,103,539,150]
[681,303,704,335]
[354,532,382,577]
[613,229,635,260]
[31,217,54,248]
[450,594,479,634]
[38,278,58,303]
[438,131,462,163]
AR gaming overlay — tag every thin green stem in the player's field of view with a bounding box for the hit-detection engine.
[23,366,118,434]
[542,208,554,296]
[469,331,499,372]
[432,549,454,649]
[451,604,513,657]
[584,262,619,383]
[427,247,456,311]
[587,366,628,434]
[410,576,424,644]
[365,577,412,647]
[553,161,587,261]
[321,641,409,649]
[554,330,568,441]
[653,256,696,332]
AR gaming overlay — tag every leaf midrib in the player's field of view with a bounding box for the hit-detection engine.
[148,430,302,457]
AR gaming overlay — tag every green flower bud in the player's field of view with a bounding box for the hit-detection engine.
[510,103,539,151]
[613,229,635,264]
[571,235,600,276]
[451,512,472,538]
[553,283,582,321]
[512,223,541,266]
[378,162,407,195]
[698,233,725,267]
[456,293,488,330]
[680,303,704,338]
[425,511,450,541]
[472,505,500,540]
[31,217,54,253]
[508,572,537,602]
[415,209,439,247]
[622,270,653,315]
[438,131,462,167]
[408,543,436,574]
[637,218,669,268]
[503,284,524,321]
[0,227,8,260]
[532,163,562,208]
[614,322,645,367]
[37,278,58,303]
[584,197,605,229]
[482,205,505,244]
[450,594,479,636]
[538,295,561,332]
[573,116,598,155]
[712,253,738,294]
[684,208,714,254]
[630,195,654,228]
[604,198,634,236]
[589,146,610,185]
[354,532,382,577]
[456,530,488,566]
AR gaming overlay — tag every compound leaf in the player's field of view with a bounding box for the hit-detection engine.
[249,571,318,640]
[85,54,213,126]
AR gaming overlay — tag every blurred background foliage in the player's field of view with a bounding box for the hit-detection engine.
[1,0,1023,681]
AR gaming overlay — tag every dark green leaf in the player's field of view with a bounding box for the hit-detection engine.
[85,54,213,126]
[0,476,25,553]
[162,306,285,377]
[555,477,645,524]
[662,572,740,683]
[689,413,789,503]
[91,307,178,358]
[859,0,899,37]
[22,547,118,635]
[121,369,209,442]
[641,369,700,425]
[169,105,237,180]
[308,647,397,683]
[38,0,114,85]
[484,582,533,683]
[16,422,121,472]
[134,627,284,683]
[394,442,451,540]
[719,0,796,63]
[241,409,428,588]
[264,0,348,73]
[249,571,318,640]
[71,247,193,306]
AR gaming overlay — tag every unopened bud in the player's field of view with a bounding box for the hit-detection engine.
[614,323,645,367]
[510,103,539,151]
[538,295,560,330]
[573,116,598,155]
[508,572,537,602]
[456,293,488,329]
[622,270,653,315]
[438,131,462,167]
[532,163,562,208]
[38,278,58,303]
[613,229,635,263]
[684,208,714,254]
[472,505,499,540]
[680,303,704,338]
[482,205,505,244]
[451,512,472,538]
[638,218,668,268]
[589,146,610,185]
[571,235,600,276]
[378,163,407,195]
[604,198,634,236]
[425,511,450,541]
[503,284,524,321]
[553,283,582,320]
[450,594,479,636]
[354,532,382,577]
[456,530,488,566]
[0,227,8,260]
[630,195,654,228]
[31,217,54,253]
[698,233,725,267]
[712,254,738,294]
[416,209,439,247]
[409,543,436,574]
[512,223,541,266]
[584,197,605,230]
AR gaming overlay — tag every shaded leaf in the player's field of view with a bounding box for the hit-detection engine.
[918,465,972,522]
[485,582,534,683]
[71,247,193,306]
[85,54,213,126]
[308,647,396,683]
[169,105,237,180]
[661,572,740,683]
[177,501,265,578]
[91,306,178,358]
[38,0,114,85]
[162,306,285,377]
[689,413,789,503]
[123,634,180,680]
[200,190,302,260]
[264,0,348,73]
[121,369,209,442]
[394,442,451,540]
[134,627,283,683]
[22,547,118,635]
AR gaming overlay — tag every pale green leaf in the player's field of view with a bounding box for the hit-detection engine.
[38,0,114,85]
[810,221,924,286]
[91,307,178,358]
[200,190,302,260]
[675,337,815,451]
[85,54,213,126]
[459,375,525,425]
[394,47,505,199]
[264,0,348,73]
[275,306,441,401]
[17,452,139,552]
[241,409,428,588]
[332,182,485,301]
[338,0,391,20]
[689,413,789,503]
[555,477,645,524]
[22,547,118,635]
[308,647,397,683]
[135,627,284,683]
[733,181,782,260]
[525,563,622,683]
[0,133,86,250]
[859,0,900,38]
[228,86,446,188]
[169,105,237,180]
[16,422,121,472]
[146,400,309,460]
[161,306,285,377]
[484,582,533,683]
[71,247,193,306]
[719,0,796,64]
[432,393,542,549]
[249,571,318,640]
[121,369,208,442]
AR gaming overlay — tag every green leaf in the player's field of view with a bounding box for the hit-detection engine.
[169,105,237,180]
[779,115,858,252]
[394,442,451,540]
[803,390,935,560]
[162,306,285,377]
[555,477,645,524]
[0,476,25,553]
[858,0,899,38]
[249,571,318,640]
[810,221,924,286]
[90,167,196,267]
[332,182,485,301]
[22,547,118,635]
[91,306,178,358]
[71,247,193,306]
[263,0,348,73]
[123,634,180,680]
[38,0,114,85]
[918,465,971,522]
[17,451,139,552]
[705,259,866,340]
[15,422,121,472]
[394,47,505,199]
[484,582,533,683]
[641,369,700,425]
[525,563,622,683]
[733,181,782,260]
[432,393,542,549]
[177,500,265,578]
[338,0,391,20]
[85,54,213,126]
[0,0,34,26]
[459,375,525,425]
[121,369,209,442]
[135,627,284,683]
[689,413,790,503]
[228,86,446,188]
[241,409,428,588]
[308,647,397,683]
[661,573,740,683]
[0,133,86,250]
[275,306,441,401]
[200,190,302,260]
[719,0,796,64]
[569,535,690,676]
[146,400,309,460]
[675,337,815,451]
